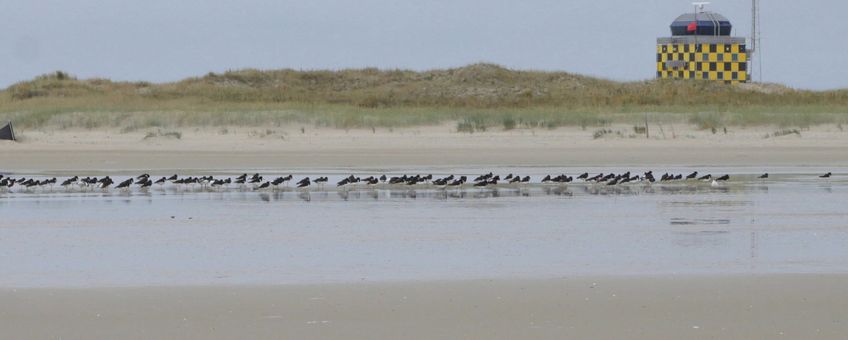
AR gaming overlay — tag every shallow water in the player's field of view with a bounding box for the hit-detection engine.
[1,167,847,287]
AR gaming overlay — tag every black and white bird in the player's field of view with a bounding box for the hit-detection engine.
[820,172,832,178]
[248,174,263,184]
[98,176,114,189]
[115,178,134,190]
[271,177,287,186]
[297,177,311,188]
[61,176,79,188]
[278,175,293,186]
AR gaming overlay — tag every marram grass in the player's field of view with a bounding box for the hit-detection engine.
[1,65,847,131]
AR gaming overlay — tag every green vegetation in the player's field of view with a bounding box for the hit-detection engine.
[1,64,847,131]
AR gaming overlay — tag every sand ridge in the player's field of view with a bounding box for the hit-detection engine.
[2,124,847,171]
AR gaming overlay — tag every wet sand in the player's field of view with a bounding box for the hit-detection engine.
[2,275,847,339]
[2,124,847,171]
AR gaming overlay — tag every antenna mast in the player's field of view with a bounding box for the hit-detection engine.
[750,0,760,82]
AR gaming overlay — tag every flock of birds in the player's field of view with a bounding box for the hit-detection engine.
[0,171,836,194]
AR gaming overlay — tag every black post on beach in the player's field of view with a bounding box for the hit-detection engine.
[0,121,16,141]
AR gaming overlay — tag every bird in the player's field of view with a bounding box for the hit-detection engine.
[278,175,293,186]
[255,181,271,190]
[210,178,229,188]
[473,173,493,182]
[61,176,79,188]
[820,172,832,178]
[297,177,311,188]
[715,175,730,181]
[758,173,769,179]
[115,178,134,190]
[23,179,40,190]
[698,174,712,181]
[686,171,698,179]
[98,176,114,189]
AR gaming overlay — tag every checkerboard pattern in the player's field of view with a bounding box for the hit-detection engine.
[656,43,748,83]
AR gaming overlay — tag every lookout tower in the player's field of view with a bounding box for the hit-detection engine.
[656,2,748,84]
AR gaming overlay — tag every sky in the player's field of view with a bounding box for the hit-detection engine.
[1,0,846,90]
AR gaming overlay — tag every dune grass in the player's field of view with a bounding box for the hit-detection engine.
[1,65,847,131]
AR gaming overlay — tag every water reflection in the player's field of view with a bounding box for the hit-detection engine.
[0,179,841,204]
[3,172,848,287]
[670,218,732,225]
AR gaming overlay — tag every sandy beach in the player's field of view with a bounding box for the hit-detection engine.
[2,275,847,339]
[4,124,848,339]
[2,124,847,172]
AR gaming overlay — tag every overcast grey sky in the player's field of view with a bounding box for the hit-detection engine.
[1,0,845,90]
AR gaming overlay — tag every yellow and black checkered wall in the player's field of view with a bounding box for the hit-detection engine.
[656,43,748,83]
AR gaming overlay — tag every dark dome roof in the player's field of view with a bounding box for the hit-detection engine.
[670,12,732,36]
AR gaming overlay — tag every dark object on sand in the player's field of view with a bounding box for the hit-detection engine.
[0,121,15,141]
